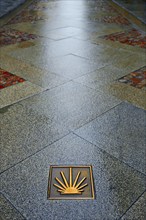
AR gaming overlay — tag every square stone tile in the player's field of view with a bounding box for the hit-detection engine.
[75,102,146,174]
[0,193,25,220]
[0,134,145,220]
[121,192,146,220]
[48,165,94,200]
[0,81,120,172]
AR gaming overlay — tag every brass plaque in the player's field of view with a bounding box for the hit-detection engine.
[48,165,95,200]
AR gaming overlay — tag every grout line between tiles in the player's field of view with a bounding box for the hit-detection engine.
[0,79,72,109]
[0,88,44,109]
[0,192,27,220]
[72,132,146,177]
[0,102,123,174]
[0,132,71,175]
[69,101,123,132]
[118,190,146,220]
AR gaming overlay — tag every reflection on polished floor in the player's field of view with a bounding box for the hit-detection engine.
[0,0,146,219]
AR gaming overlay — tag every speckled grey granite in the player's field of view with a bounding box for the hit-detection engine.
[71,45,132,65]
[40,26,87,40]
[0,134,145,220]
[9,51,101,79]
[0,81,120,172]
[0,0,26,17]
[75,102,146,174]
[73,65,129,90]
[121,192,146,220]
[0,103,69,173]
[0,193,25,220]
[9,37,97,59]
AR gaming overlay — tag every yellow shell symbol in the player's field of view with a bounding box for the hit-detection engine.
[54,168,88,195]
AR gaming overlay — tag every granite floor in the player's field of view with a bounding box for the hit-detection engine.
[0,0,146,219]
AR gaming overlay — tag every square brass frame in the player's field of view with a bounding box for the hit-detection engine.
[48,165,95,200]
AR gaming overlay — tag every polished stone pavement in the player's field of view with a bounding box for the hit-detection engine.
[0,0,146,219]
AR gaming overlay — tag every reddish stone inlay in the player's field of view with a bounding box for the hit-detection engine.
[118,66,146,89]
[103,15,130,25]
[0,28,39,46]
[102,29,146,48]
[7,10,44,24]
[0,68,25,89]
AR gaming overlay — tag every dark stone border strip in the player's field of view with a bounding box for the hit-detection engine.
[0,0,27,18]
[0,0,33,27]
[110,0,146,31]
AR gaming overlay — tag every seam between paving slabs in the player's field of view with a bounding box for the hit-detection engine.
[68,52,137,81]
[0,101,121,172]
[1,132,145,217]
[0,92,141,172]
[0,77,121,108]
[0,87,44,109]
[0,79,73,109]
[0,132,71,175]
[0,104,123,174]
[0,192,27,220]
[118,190,146,220]
[72,132,146,177]
[69,101,123,132]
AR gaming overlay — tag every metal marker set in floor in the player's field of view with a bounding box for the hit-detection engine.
[48,166,95,200]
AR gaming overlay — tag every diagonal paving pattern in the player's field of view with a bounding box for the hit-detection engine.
[0,0,146,219]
